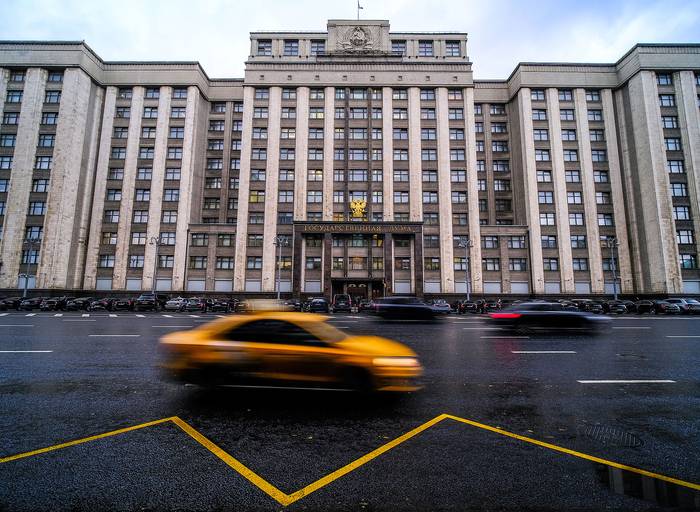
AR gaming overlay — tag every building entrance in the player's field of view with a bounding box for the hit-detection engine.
[332,280,384,302]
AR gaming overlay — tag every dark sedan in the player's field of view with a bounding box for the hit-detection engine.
[458,300,479,314]
[65,297,93,311]
[306,298,330,313]
[372,296,437,321]
[39,296,73,311]
[87,298,114,311]
[134,294,160,312]
[0,297,25,310]
[653,300,681,315]
[111,297,135,311]
[488,302,611,334]
[209,298,231,313]
[18,297,46,310]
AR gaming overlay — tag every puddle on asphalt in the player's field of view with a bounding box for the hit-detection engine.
[597,464,700,510]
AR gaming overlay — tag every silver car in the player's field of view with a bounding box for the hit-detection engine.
[164,297,187,312]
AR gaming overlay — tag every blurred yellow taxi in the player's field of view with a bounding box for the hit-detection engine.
[159,312,422,392]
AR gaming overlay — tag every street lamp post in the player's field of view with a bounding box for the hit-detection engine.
[149,236,165,295]
[457,237,472,301]
[605,236,620,301]
[273,235,289,300]
[21,238,41,298]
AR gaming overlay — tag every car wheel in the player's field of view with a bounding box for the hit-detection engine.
[342,367,374,393]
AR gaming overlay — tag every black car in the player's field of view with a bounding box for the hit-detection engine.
[635,300,654,314]
[372,296,437,321]
[488,302,611,334]
[111,297,134,311]
[331,294,352,313]
[603,300,627,314]
[134,293,161,311]
[653,300,681,315]
[484,299,501,312]
[0,297,23,310]
[87,298,114,311]
[209,298,231,313]
[65,297,93,311]
[18,297,45,310]
[307,298,330,313]
[39,296,73,311]
[458,300,479,314]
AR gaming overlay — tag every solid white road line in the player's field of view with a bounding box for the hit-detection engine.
[577,379,676,384]
[88,334,141,337]
[480,336,529,339]
[25,313,36,317]
[162,314,173,318]
[0,324,34,327]
[666,335,700,338]
[109,314,118,317]
[0,350,53,353]
[63,319,96,322]
[512,350,577,354]
[188,314,200,318]
[612,326,651,329]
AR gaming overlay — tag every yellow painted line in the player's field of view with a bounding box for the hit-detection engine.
[444,414,700,492]
[0,417,175,463]
[1,412,698,506]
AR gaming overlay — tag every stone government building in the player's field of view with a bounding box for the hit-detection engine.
[0,19,698,299]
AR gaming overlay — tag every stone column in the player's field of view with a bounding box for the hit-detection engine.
[292,231,303,296]
[464,88,483,293]
[83,86,117,290]
[261,86,282,292]
[516,88,544,294]
[293,86,309,220]
[0,68,46,289]
[573,88,604,293]
[545,88,575,293]
[323,232,332,297]
[625,72,681,293]
[435,87,455,292]
[602,89,634,293]
[142,86,172,292]
[0,68,8,131]
[113,86,144,290]
[382,86,394,220]
[383,233,393,294]
[499,238,511,293]
[413,232,424,297]
[407,87,423,221]
[233,86,255,291]
[37,69,96,289]
[322,87,334,220]
[172,86,201,291]
[675,71,700,261]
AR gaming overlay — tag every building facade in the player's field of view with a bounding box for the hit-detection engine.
[0,20,699,298]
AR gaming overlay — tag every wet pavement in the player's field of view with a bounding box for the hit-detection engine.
[0,312,698,511]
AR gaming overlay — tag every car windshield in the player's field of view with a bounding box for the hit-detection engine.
[685,299,700,304]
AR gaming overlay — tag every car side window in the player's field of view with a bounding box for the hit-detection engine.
[222,320,323,345]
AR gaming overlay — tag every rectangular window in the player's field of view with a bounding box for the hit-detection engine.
[567,191,583,204]
[569,213,585,226]
[535,149,550,162]
[571,235,587,249]
[665,138,681,151]
[540,213,555,226]
[563,149,578,162]
[667,160,684,174]
[171,107,186,119]
[560,109,575,121]
[35,156,53,170]
[541,235,557,249]
[445,41,461,57]
[41,112,59,125]
[543,258,559,271]
[418,40,434,57]
[587,109,603,122]
[482,258,500,271]
[531,89,545,101]
[509,258,527,271]
[562,129,577,141]
[533,129,548,141]
[659,94,675,107]
[559,89,573,101]
[536,170,552,183]
[532,109,547,121]
[392,41,407,55]
[586,90,601,102]
[589,129,604,142]
[98,255,115,268]
[508,236,527,249]
[677,230,694,245]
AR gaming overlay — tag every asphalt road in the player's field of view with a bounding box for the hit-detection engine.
[0,311,698,511]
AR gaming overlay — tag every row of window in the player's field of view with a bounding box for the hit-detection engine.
[531,109,604,122]
[2,112,58,125]
[113,126,185,140]
[116,106,187,119]
[252,87,466,101]
[539,212,616,226]
[117,88,188,100]
[0,134,55,148]
[0,156,53,170]
[530,89,601,102]
[255,39,461,58]
[534,148,607,162]
[105,188,180,202]
[532,128,605,142]
[107,167,181,180]
[7,70,63,83]
[5,90,61,104]
[103,210,179,224]
[110,147,183,160]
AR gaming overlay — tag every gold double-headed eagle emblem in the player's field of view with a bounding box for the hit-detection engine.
[349,199,367,218]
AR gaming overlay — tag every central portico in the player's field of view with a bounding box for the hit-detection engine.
[292,221,424,299]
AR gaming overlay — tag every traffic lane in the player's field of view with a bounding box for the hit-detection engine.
[0,406,688,511]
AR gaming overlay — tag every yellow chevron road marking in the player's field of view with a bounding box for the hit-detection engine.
[2,413,698,506]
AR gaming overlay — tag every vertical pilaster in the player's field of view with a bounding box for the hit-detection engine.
[84,86,117,290]
[464,88,483,293]
[0,68,46,288]
[499,239,511,293]
[574,88,604,293]
[545,88,574,293]
[407,87,423,221]
[112,86,144,290]
[382,86,394,220]
[602,89,633,293]
[516,88,544,294]
[435,87,454,292]
[233,86,255,291]
[172,86,200,291]
[142,86,172,292]
[37,69,94,289]
[675,71,700,261]
[261,86,282,292]
[322,87,334,221]
[293,86,309,220]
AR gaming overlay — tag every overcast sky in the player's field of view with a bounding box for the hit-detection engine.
[1,0,699,79]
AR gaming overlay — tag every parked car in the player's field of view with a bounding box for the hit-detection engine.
[484,299,502,312]
[111,297,135,311]
[330,294,352,313]
[183,298,207,313]
[88,298,114,311]
[653,300,681,315]
[134,293,169,312]
[39,296,73,311]
[18,297,46,310]
[284,299,302,312]
[209,298,231,313]
[65,297,93,311]
[488,302,611,334]
[603,300,627,314]
[0,297,23,310]
[635,300,655,314]
[458,300,479,314]
[358,299,373,312]
[587,302,604,314]
[429,299,452,314]
[372,296,437,321]
[665,298,700,315]
[306,297,330,313]
[164,297,187,312]
[620,300,637,313]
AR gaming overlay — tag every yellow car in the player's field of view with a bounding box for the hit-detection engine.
[159,312,423,392]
